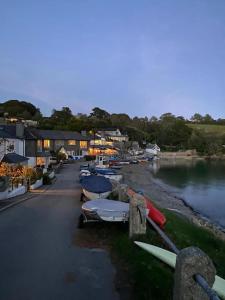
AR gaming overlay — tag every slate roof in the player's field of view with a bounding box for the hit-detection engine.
[1,153,29,163]
[0,125,90,141]
[27,129,90,141]
[0,125,17,139]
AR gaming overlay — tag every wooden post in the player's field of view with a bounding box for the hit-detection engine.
[129,193,146,238]
[118,184,128,201]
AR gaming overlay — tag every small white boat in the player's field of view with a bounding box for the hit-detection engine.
[80,170,91,176]
[81,199,129,222]
[98,173,123,182]
[80,175,112,200]
[95,168,123,182]
[118,160,130,165]
[82,189,111,200]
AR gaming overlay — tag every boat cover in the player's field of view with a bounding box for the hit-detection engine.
[80,175,112,193]
[82,199,129,219]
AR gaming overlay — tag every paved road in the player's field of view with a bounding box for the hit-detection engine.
[0,163,119,300]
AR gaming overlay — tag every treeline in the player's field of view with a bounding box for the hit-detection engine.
[1,100,225,155]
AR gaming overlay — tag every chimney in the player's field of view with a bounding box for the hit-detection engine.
[81,130,87,136]
[16,123,24,138]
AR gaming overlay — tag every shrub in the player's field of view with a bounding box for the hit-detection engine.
[36,167,43,180]
[43,173,51,185]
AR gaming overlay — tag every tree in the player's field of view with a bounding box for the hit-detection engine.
[202,114,214,124]
[110,113,131,127]
[90,107,110,120]
[0,100,42,119]
[190,113,203,123]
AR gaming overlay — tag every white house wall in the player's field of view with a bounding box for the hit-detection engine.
[27,157,36,167]
[0,138,25,160]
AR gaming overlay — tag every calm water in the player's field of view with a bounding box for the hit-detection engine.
[149,159,225,228]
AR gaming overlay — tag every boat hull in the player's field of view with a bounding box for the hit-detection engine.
[98,174,123,182]
[82,189,111,200]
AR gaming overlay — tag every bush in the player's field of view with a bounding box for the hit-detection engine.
[36,167,43,180]
[85,155,95,161]
[43,173,51,185]
[56,152,67,163]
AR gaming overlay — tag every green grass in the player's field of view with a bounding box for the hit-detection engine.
[188,124,225,137]
[109,209,225,300]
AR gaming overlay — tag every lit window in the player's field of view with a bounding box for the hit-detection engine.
[80,141,87,149]
[68,140,76,145]
[43,140,50,149]
[37,140,42,152]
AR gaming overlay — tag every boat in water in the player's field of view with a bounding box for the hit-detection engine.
[80,175,112,200]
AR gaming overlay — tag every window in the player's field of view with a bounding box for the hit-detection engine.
[80,141,87,149]
[43,140,50,149]
[55,140,64,148]
[68,140,76,146]
[37,140,42,152]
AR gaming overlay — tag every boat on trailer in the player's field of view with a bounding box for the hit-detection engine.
[95,168,123,182]
[79,199,129,227]
[80,175,112,200]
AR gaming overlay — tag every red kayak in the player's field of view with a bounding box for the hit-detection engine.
[127,188,166,229]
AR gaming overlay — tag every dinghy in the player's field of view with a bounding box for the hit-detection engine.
[81,199,129,222]
[80,175,112,200]
[95,168,123,182]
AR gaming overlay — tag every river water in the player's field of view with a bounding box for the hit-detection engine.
[149,159,225,228]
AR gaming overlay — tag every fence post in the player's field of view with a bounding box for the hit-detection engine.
[118,184,128,201]
[173,246,216,300]
[129,193,146,238]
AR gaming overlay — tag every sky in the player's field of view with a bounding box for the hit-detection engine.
[0,0,225,118]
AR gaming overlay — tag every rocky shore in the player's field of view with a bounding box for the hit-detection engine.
[120,163,225,241]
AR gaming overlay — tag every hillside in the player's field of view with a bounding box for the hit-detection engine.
[188,123,225,138]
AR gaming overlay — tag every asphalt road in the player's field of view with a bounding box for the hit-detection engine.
[0,163,119,300]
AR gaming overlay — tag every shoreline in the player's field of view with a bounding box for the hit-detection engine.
[120,163,225,241]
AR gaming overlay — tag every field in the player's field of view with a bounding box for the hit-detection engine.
[188,123,225,137]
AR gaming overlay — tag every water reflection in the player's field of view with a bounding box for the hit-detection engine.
[149,159,225,228]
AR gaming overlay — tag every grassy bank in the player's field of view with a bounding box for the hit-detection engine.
[114,209,225,299]
[188,123,225,137]
[76,209,225,299]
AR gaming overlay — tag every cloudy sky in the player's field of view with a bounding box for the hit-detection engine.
[0,0,225,118]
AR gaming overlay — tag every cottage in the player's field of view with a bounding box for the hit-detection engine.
[97,128,129,142]
[25,129,90,167]
[0,123,90,167]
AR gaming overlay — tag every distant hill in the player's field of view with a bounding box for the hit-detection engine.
[188,123,225,138]
[0,100,42,120]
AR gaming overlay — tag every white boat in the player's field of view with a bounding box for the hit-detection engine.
[79,170,91,177]
[82,189,111,200]
[80,175,112,200]
[98,173,123,182]
[82,199,129,222]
